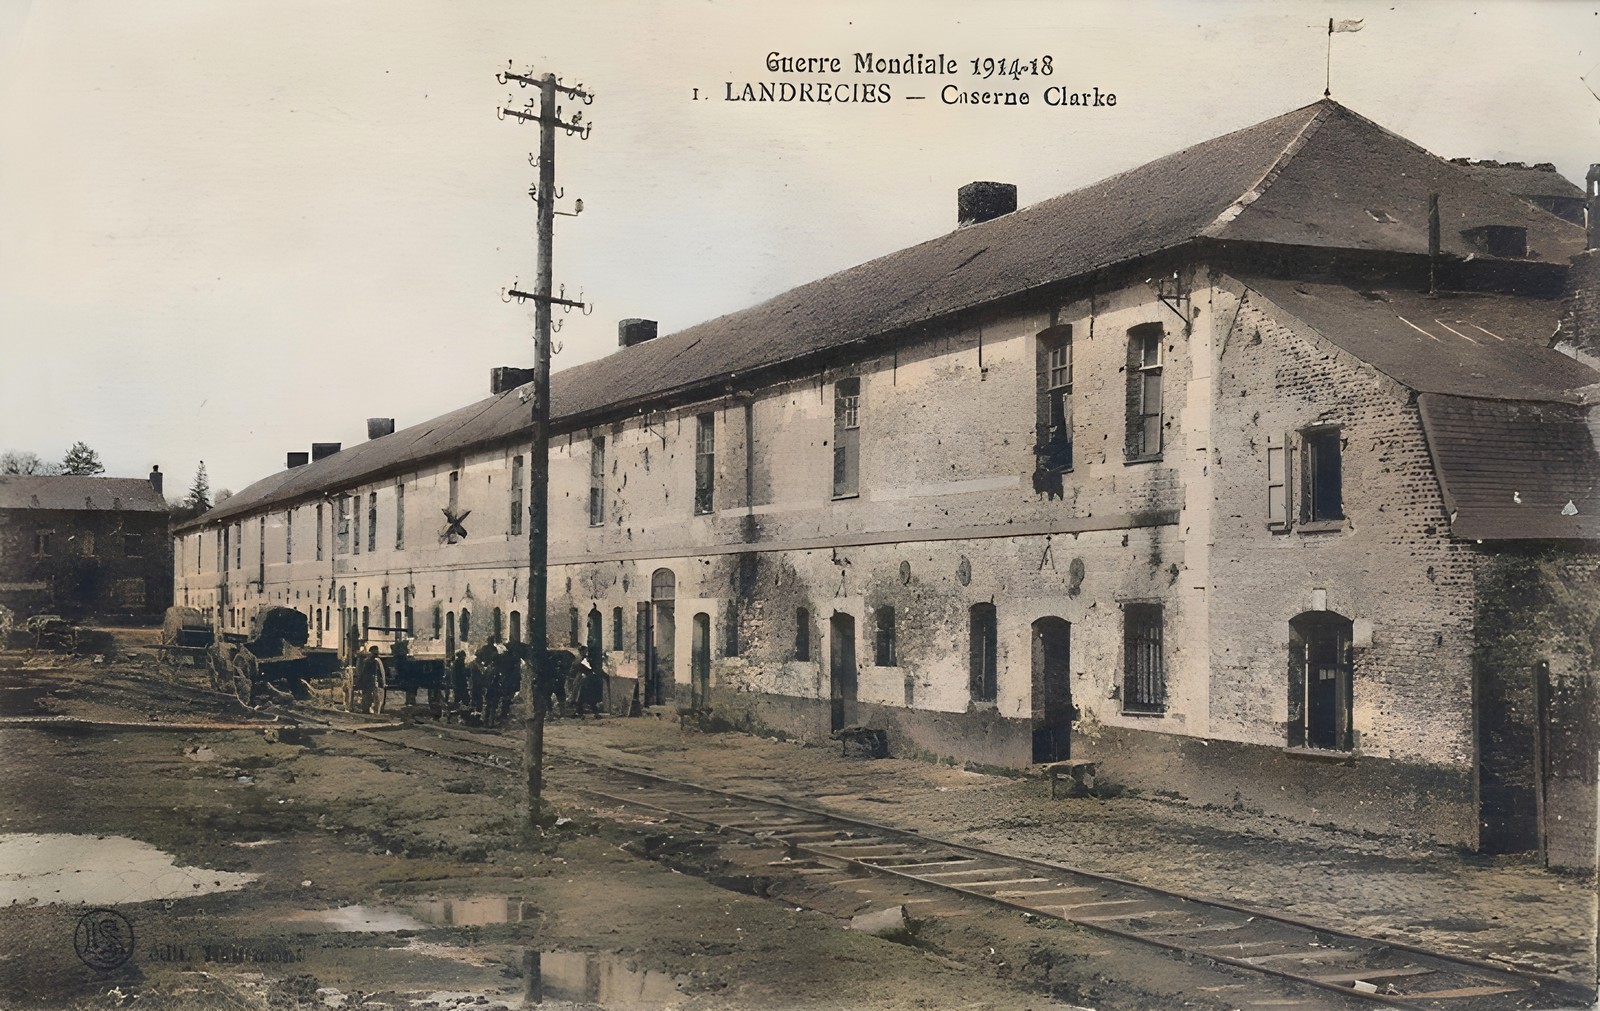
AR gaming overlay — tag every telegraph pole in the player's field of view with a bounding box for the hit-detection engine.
[497,64,592,838]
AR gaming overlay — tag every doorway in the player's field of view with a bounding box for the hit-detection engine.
[1031,617,1072,763]
[646,569,676,707]
[691,612,711,710]
[829,612,857,732]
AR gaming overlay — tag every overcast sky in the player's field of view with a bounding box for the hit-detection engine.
[2,0,1597,497]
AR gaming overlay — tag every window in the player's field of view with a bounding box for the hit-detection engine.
[568,607,581,647]
[874,606,897,667]
[79,531,95,556]
[220,527,228,571]
[257,516,265,582]
[445,470,463,544]
[116,577,146,608]
[969,604,997,702]
[1302,428,1344,523]
[285,509,294,563]
[510,455,525,535]
[636,602,650,656]
[1289,612,1354,751]
[234,522,242,568]
[367,492,377,553]
[34,530,52,556]
[694,413,715,515]
[395,481,405,549]
[1126,324,1163,460]
[795,608,811,661]
[589,438,605,526]
[335,496,351,555]
[432,603,443,638]
[459,608,471,644]
[612,606,624,651]
[492,607,504,641]
[316,503,325,560]
[1034,325,1073,491]
[1122,603,1165,713]
[509,610,521,644]
[587,607,603,657]
[833,378,861,498]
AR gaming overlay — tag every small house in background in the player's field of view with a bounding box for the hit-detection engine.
[0,468,172,621]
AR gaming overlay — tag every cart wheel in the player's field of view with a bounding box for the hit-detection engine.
[234,652,258,707]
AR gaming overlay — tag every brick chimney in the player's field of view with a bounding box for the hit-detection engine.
[148,465,162,495]
[311,442,341,462]
[287,452,309,469]
[367,418,396,440]
[958,181,1017,227]
[490,367,535,395]
[619,319,658,348]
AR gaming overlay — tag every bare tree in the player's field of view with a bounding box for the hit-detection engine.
[1,450,62,475]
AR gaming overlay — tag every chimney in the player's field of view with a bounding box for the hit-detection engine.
[148,465,162,496]
[490,366,536,395]
[311,442,341,462]
[958,181,1017,227]
[287,451,309,469]
[1587,164,1600,251]
[618,318,658,348]
[367,418,396,440]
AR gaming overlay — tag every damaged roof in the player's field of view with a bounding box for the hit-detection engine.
[0,475,168,514]
[1240,277,1595,403]
[1451,160,1586,202]
[1418,395,1600,541]
[181,99,1588,532]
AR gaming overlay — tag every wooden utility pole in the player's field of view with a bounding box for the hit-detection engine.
[497,65,592,837]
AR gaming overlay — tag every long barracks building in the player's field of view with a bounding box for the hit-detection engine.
[173,100,1600,868]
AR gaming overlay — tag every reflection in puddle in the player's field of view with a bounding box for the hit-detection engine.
[409,895,534,926]
[538,951,685,1009]
[288,904,428,932]
[0,833,256,906]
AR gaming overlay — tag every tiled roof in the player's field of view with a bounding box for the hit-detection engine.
[1452,160,1586,201]
[178,100,1588,532]
[0,475,168,513]
[1418,395,1600,541]
[1240,278,1597,403]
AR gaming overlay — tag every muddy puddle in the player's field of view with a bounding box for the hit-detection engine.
[289,895,534,932]
[537,950,686,1008]
[0,833,257,905]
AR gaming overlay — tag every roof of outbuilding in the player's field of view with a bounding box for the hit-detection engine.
[1418,394,1600,541]
[0,475,168,514]
[1452,160,1586,201]
[178,99,1588,532]
[1239,277,1596,403]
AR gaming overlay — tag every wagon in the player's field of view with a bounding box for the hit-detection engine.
[156,606,214,672]
[341,625,447,714]
[207,607,340,706]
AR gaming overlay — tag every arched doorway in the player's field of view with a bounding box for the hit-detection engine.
[1031,617,1072,763]
[645,569,676,706]
[829,612,857,732]
[1289,611,1353,751]
[691,612,711,710]
[587,607,604,664]
[445,612,456,660]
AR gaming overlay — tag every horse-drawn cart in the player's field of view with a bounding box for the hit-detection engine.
[157,607,214,672]
[205,607,340,705]
[342,625,447,714]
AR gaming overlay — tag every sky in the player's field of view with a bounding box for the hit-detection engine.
[2,0,1597,498]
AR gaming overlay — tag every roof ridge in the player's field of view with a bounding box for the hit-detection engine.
[1202,101,1335,234]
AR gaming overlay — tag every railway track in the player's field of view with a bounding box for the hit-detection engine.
[10,662,1593,1011]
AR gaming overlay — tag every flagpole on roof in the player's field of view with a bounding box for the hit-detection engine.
[1326,18,1333,98]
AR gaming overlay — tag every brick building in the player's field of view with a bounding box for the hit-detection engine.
[1,469,172,621]
[172,100,1599,867]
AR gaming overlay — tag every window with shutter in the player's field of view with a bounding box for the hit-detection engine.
[833,378,861,499]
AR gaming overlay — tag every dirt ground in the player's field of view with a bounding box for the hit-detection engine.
[0,641,1593,1011]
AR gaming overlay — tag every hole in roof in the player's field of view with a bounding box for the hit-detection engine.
[1366,209,1397,223]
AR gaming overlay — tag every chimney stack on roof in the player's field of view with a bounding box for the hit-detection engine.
[148,465,162,496]
[958,181,1017,227]
[367,418,396,440]
[311,442,341,462]
[287,452,310,469]
[491,366,536,395]
[619,319,658,348]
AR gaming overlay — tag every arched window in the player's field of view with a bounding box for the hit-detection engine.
[969,603,997,702]
[509,610,522,644]
[1289,612,1354,751]
[587,607,603,659]
[492,607,504,642]
[445,612,456,658]
[459,608,471,645]
[874,606,897,667]
[651,568,675,600]
[569,607,580,647]
[795,607,811,661]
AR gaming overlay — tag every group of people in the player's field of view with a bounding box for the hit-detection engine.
[347,633,609,726]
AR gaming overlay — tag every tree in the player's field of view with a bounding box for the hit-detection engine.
[0,450,61,475]
[186,462,211,512]
[60,441,105,476]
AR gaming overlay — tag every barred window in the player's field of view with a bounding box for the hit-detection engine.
[969,603,997,703]
[1122,603,1166,713]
